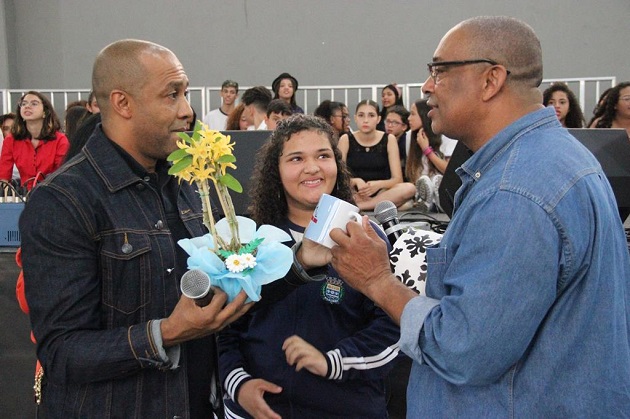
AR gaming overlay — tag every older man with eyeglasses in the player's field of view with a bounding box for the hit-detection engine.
[298,16,630,417]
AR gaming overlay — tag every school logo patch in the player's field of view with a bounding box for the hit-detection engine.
[321,276,345,304]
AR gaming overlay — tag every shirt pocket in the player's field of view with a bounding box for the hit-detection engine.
[425,245,448,296]
[100,232,152,315]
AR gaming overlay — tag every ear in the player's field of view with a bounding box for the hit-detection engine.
[110,90,133,119]
[481,66,509,102]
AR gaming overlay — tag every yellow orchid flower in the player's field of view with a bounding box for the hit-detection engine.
[167,121,243,253]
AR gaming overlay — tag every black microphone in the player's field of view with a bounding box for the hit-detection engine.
[180,269,215,307]
[374,200,404,245]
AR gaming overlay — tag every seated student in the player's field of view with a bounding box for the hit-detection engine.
[405,99,448,212]
[384,105,410,174]
[542,82,585,128]
[241,86,273,130]
[0,91,69,190]
[203,79,239,130]
[0,112,18,183]
[377,84,403,131]
[266,99,293,130]
[271,72,304,114]
[587,87,612,128]
[86,90,100,114]
[63,112,101,163]
[314,100,349,138]
[64,104,90,144]
[225,103,250,131]
[217,114,400,419]
[338,100,414,211]
[591,81,630,138]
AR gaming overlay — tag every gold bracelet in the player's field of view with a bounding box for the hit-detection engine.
[34,367,44,405]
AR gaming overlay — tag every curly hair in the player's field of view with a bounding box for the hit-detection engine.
[405,99,443,182]
[248,114,355,226]
[595,82,630,129]
[542,83,585,128]
[587,87,612,128]
[12,91,62,141]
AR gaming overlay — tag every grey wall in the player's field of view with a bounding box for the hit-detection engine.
[1,0,629,90]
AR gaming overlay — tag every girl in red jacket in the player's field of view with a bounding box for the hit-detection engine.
[0,91,69,190]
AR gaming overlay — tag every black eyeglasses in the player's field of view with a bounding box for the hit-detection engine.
[427,59,510,83]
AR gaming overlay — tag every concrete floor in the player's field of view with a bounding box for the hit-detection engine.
[0,248,37,417]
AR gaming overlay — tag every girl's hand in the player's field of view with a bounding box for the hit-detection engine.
[359,181,378,197]
[417,128,430,150]
[283,335,328,377]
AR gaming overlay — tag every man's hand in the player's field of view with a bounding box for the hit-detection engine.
[161,288,251,346]
[329,216,393,298]
[283,335,327,377]
[329,216,416,323]
[238,378,282,419]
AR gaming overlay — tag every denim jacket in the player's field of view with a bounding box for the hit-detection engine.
[20,127,209,418]
[399,108,630,417]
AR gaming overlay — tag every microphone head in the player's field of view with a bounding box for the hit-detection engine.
[180,269,211,299]
[374,200,398,224]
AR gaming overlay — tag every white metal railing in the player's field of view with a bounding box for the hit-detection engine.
[1,77,617,124]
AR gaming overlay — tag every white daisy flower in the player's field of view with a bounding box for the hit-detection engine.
[225,254,247,273]
[242,253,257,269]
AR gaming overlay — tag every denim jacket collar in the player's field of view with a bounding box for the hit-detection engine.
[457,107,560,183]
[83,125,151,193]
[452,107,559,213]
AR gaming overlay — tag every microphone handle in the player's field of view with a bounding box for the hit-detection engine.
[382,219,403,245]
[194,289,215,307]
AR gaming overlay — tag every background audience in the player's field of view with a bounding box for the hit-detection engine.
[203,79,239,130]
[405,99,447,212]
[542,83,585,128]
[587,87,612,128]
[314,100,349,137]
[64,103,90,143]
[225,103,250,130]
[0,112,18,184]
[592,81,630,138]
[0,91,69,190]
[339,99,414,210]
[63,112,101,163]
[265,98,293,130]
[272,72,304,114]
[377,84,403,131]
[241,86,273,130]
[384,105,410,172]
[86,90,100,114]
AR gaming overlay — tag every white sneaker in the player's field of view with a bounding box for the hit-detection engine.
[415,175,433,203]
[431,174,443,211]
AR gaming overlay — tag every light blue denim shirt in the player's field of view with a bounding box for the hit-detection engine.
[399,107,630,417]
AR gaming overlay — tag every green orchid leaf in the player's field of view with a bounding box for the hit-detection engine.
[217,154,236,164]
[177,131,193,145]
[220,173,243,193]
[168,155,193,174]
[167,148,190,162]
[191,120,203,142]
